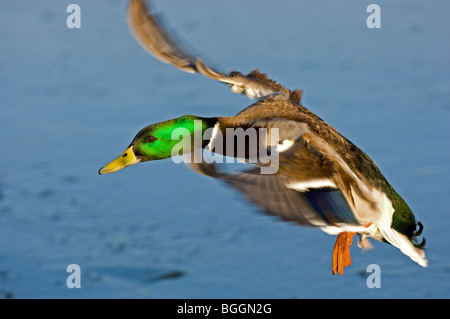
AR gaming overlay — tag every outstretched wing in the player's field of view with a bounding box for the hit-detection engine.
[222,169,363,229]
[189,154,365,232]
[127,0,196,73]
[128,0,299,101]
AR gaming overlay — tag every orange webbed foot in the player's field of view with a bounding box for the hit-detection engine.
[332,232,357,276]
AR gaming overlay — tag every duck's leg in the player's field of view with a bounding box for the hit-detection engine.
[332,232,357,276]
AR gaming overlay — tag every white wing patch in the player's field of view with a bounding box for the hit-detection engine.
[207,122,221,152]
[230,84,267,99]
[275,139,295,153]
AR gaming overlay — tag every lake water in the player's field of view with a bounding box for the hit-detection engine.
[1,0,449,298]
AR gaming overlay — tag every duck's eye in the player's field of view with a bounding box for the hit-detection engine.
[146,135,157,143]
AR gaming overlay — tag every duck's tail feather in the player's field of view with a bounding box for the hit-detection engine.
[378,225,428,267]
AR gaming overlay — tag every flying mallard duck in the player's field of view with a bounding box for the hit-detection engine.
[100,0,427,275]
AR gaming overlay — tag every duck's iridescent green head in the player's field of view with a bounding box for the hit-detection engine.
[99,115,216,174]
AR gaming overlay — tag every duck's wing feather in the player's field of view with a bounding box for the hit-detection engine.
[128,0,295,100]
[188,132,372,231]
[189,159,364,230]
[127,0,196,73]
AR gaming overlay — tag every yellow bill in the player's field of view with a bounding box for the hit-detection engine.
[99,146,141,175]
